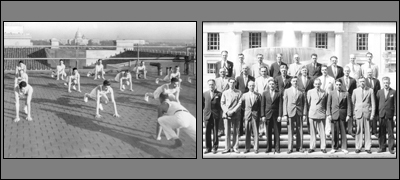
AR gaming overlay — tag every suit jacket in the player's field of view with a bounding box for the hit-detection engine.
[215,60,234,78]
[307,88,328,119]
[339,76,357,95]
[220,89,243,119]
[326,90,352,121]
[269,62,287,77]
[235,74,255,93]
[352,87,376,119]
[203,90,222,121]
[261,89,283,119]
[327,65,344,80]
[361,63,379,79]
[297,75,314,95]
[238,91,262,122]
[376,88,396,119]
[364,77,381,95]
[274,75,292,93]
[214,77,229,92]
[283,87,307,117]
[306,62,322,79]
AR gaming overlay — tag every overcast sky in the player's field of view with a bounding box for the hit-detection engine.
[5,22,196,41]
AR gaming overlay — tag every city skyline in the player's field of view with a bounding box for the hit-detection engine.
[4,22,196,41]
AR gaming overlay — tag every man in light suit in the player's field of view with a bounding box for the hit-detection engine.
[237,81,261,154]
[327,56,344,80]
[215,50,234,78]
[283,77,307,153]
[254,66,271,137]
[361,52,379,79]
[269,53,287,78]
[236,66,255,136]
[307,78,328,153]
[215,68,229,92]
[318,65,335,138]
[203,79,222,154]
[345,54,362,80]
[220,78,243,153]
[352,78,376,154]
[326,79,352,154]
[251,54,269,78]
[376,77,396,154]
[305,53,322,79]
[339,66,358,136]
[364,68,381,138]
[261,78,283,153]
[288,54,303,77]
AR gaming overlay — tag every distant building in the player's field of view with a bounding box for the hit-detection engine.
[4,25,33,46]
[116,39,146,51]
[89,39,100,45]
[71,29,89,45]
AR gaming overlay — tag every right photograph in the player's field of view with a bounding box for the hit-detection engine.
[202,22,397,158]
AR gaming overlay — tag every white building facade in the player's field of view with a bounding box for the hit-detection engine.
[203,22,396,89]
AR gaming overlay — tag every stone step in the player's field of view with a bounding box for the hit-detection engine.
[202,134,396,141]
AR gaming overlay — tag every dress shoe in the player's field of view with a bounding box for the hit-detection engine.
[204,150,211,154]
[254,150,259,154]
[355,149,361,154]
[389,150,395,154]
[366,150,372,154]
[212,150,217,154]
[265,149,271,153]
[308,149,315,153]
[244,149,250,154]
[274,150,280,154]
[321,149,327,153]
[329,149,337,154]
[222,149,231,154]
[287,150,293,154]
[299,149,305,153]
[377,149,384,153]
[342,149,349,154]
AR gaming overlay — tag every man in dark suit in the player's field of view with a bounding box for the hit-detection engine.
[269,53,287,78]
[237,81,261,154]
[364,68,381,138]
[282,77,307,153]
[274,64,292,94]
[261,78,283,154]
[215,50,234,78]
[339,66,357,136]
[297,66,314,96]
[305,53,322,79]
[327,56,344,80]
[236,66,255,136]
[203,79,222,154]
[376,77,396,154]
[326,79,352,154]
[352,78,376,154]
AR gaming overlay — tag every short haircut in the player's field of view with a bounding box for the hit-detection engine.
[221,50,228,54]
[73,67,78,71]
[335,79,343,84]
[19,61,24,64]
[358,77,365,81]
[276,53,283,57]
[268,78,275,84]
[159,92,169,101]
[314,78,321,83]
[228,77,236,82]
[382,76,390,82]
[247,80,255,87]
[238,53,244,56]
[366,52,373,56]
[19,81,27,89]
[330,56,338,60]
[311,53,318,57]
[257,54,263,57]
[219,68,226,72]
[171,77,179,83]
[291,76,298,80]
[260,66,268,71]
[103,80,111,86]
[175,66,179,68]
[321,64,328,68]
[60,59,64,62]
[280,64,288,70]
[343,66,350,70]
[98,59,102,62]
[208,79,216,84]
[301,66,308,70]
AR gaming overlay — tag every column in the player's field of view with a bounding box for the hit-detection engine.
[233,31,243,56]
[335,31,343,66]
[266,31,275,47]
[302,31,311,47]
[261,32,268,47]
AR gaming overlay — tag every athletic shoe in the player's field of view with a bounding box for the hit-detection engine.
[155,78,159,84]
[99,104,103,111]
[330,149,337,154]
[24,106,28,114]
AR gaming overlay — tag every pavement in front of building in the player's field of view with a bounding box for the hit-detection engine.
[3,72,197,158]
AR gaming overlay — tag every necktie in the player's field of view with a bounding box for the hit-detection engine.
[338,91,340,101]
[303,76,307,87]
[210,90,214,99]
[370,78,374,89]
[346,77,349,90]
[333,66,337,77]
[270,90,274,101]
[244,76,247,85]
[385,89,388,99]
[283,76,286,86]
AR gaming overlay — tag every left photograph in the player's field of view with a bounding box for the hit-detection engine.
[3,22,197,158]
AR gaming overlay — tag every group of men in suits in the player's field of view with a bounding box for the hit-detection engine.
[203,50,396,155]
